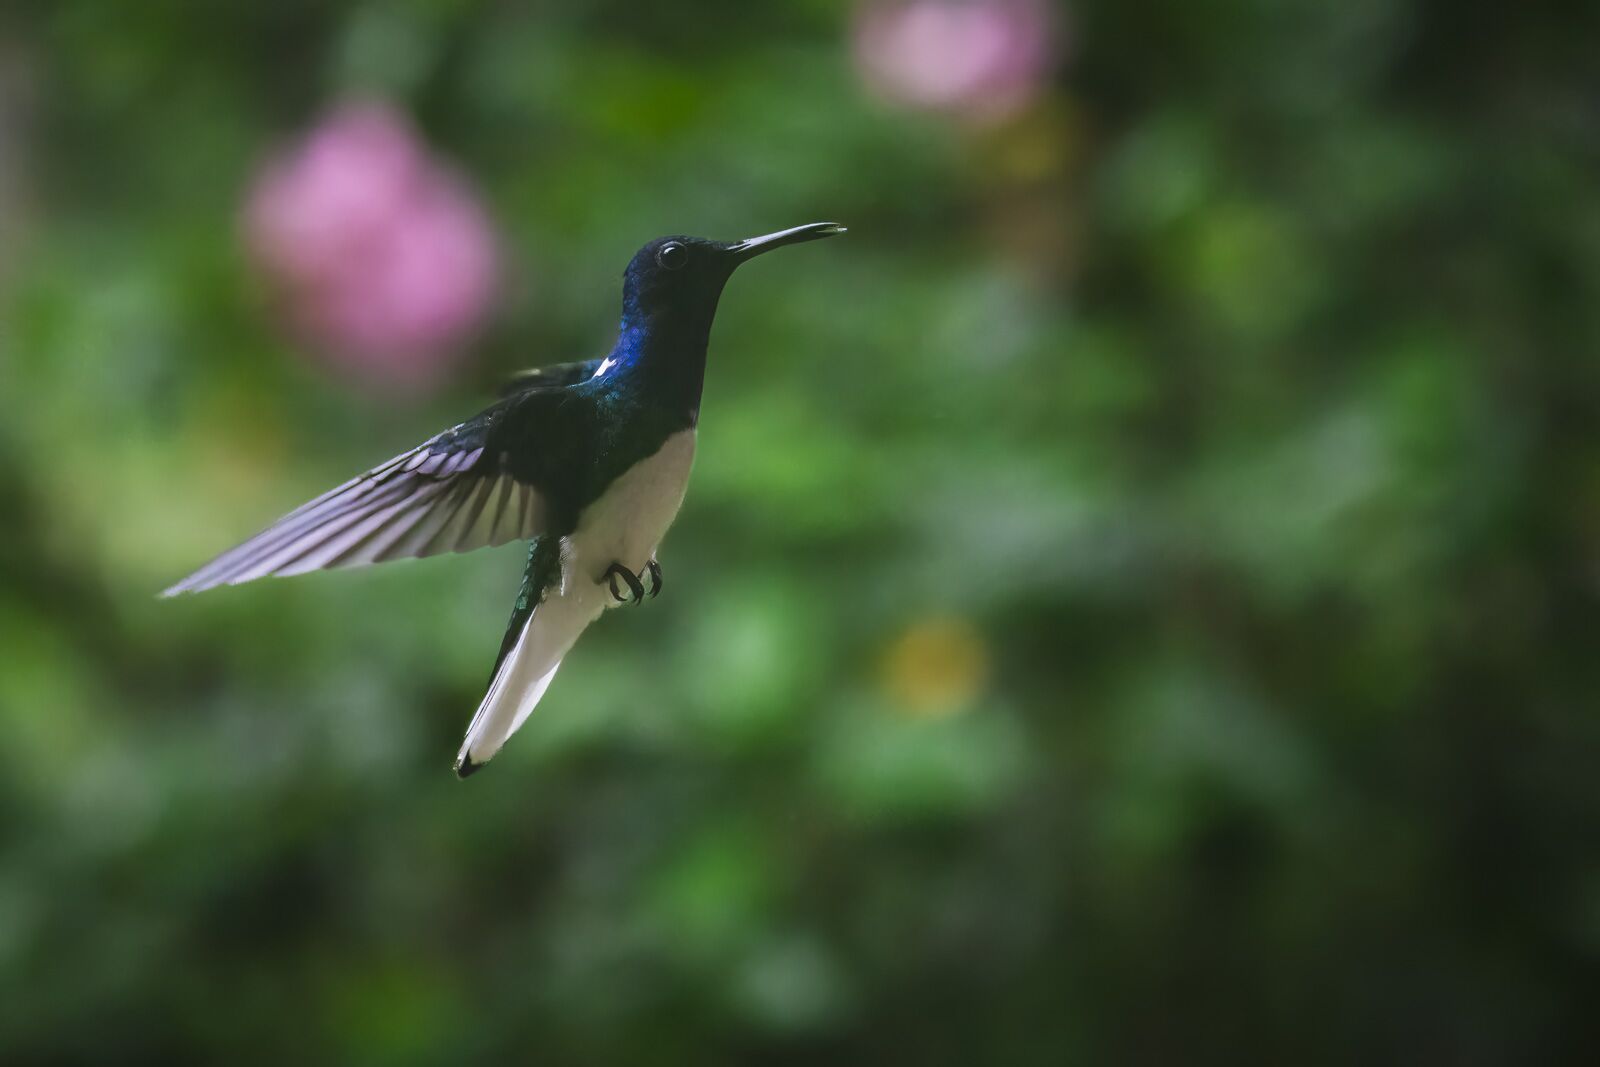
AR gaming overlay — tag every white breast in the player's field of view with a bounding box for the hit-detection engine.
[567,429,696,584]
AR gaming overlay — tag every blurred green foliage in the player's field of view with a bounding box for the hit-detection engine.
[2,1,1600,1064]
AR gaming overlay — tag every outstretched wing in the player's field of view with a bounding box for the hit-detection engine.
[162,402,551,597]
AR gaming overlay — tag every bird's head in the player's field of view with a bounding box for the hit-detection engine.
[620,222,847,331]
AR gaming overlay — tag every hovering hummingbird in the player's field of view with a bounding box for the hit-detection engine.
[164,221,846,777]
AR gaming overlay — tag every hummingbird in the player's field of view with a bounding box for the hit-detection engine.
[164,221,846,777]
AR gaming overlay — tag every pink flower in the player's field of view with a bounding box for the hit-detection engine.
[244,101,498,389]
[853,0,1059,126]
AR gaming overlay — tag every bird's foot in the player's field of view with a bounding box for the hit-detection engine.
[605,560,661,605]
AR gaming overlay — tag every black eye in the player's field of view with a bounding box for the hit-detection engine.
[655,242,689,271]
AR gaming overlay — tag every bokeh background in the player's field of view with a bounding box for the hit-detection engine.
[2,1,1599,1063]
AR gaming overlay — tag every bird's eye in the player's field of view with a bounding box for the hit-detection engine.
[656,242,689,271]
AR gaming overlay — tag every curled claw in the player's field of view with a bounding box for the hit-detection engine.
[645,559,663,599]
[605,562,645,605]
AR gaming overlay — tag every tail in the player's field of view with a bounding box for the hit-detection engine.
[455,538,602,777]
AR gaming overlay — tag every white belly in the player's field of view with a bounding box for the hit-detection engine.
[454,429,697,768]
[566,429,696,589]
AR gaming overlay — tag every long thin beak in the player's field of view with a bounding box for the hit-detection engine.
[730,221,847,260]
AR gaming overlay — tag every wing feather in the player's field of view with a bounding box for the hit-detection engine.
[162,433,546,597]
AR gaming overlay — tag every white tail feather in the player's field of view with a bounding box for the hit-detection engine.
[455,583,607,773]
